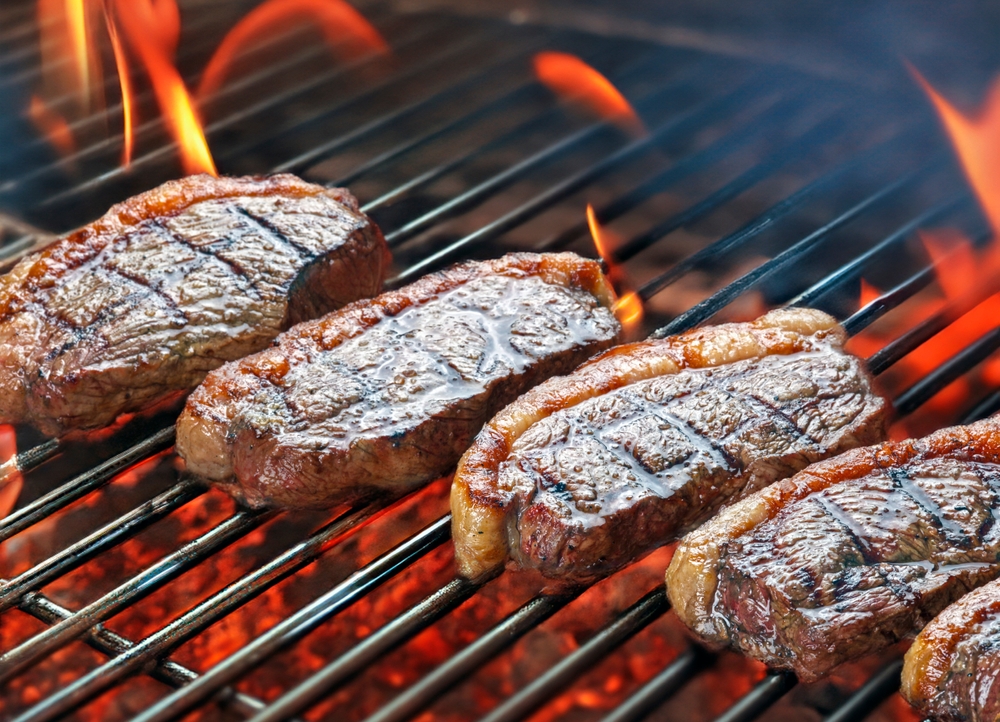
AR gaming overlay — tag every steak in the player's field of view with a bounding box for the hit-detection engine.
[902,578,1000,722]
[0,174,389,436]
[667,417,1000,682]
[177,252,621,510]
[451,308,887,584]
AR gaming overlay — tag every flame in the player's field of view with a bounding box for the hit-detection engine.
[104,13,134,167]
[109,0,216,175]
[612,292,644,327]
[912,66,1000,237]
[0,425,21,520]
[28,95,76,157]
[197,0,388,100]
[858,278,882,307]
[587,204,644,333]
[533,52,644,135]
[66,0,92,111]
[33,0,104,155]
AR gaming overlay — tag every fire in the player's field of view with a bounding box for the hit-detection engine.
[0,425,21,520]
[197,0,388,100]
[110,0,216,176]
[28,95,76,158]
[587,203,644,333]
[533,52,644,135]
[847,69,1000,435]
[104,14,134,167]
[858,278,882,307]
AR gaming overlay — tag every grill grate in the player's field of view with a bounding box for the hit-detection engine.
[0,1,994,720]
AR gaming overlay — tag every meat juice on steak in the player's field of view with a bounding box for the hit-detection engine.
[667,416,1000,682]
[0,174,389,435]
[178,252,621,509]
[903,577,1000,722]
[451,308,887,584]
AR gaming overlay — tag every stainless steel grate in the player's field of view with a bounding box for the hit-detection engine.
[0,1,993,720]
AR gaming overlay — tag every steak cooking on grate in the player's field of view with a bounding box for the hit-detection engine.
[0,174,389,436]
[451,308,887,584]
[902,576,1000,722]
[667,416,1000,682]
[178,252,621,509]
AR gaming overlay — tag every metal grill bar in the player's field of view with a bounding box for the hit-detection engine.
[30,19,457,210]
[714,673,798,722]
[480,588,670,722]
[246,577,484,722]
[0,427,175,544]
[388,76,775,283]
[131,516,453,722]
[636,127,925,304]
[0,508,273,683]
[363,590,584,722]
[823,660,903,722]
[0,9,990,722]
[0,478,205,614]
[653,157,942,337]
[599,647,708,722]
[10,502,386,722]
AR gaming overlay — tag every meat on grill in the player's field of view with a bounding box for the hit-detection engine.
[666,417,1000,682]
[0,174,389,436]
[177,252,621,510]
[902,578,1000,722]
[451,308,887,584]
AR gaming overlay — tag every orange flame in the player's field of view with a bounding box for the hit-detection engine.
[0,425,22,520]
[912,66,1000,237]
[28,95,76,157]
[197,0,388,100]
[110,0,216,175]
[587,203,644,332]
[33,0,104,154]
[533,52,644,135]
[104,13,134,167]
[858,278,882,307]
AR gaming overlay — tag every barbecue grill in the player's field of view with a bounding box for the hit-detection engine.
[0,1,998,720]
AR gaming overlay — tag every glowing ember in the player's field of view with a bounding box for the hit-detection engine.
[197,0,388,100]
[586,203,644,333]
[859,278,882,307]
[533,52,644,134]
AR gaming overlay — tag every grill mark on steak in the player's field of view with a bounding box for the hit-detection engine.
[177,252,620,510]
[0,174,389,435]
[667,418,1000,683]
[452,308,888,584]
[150,220,263,299]
[233,206,314,258]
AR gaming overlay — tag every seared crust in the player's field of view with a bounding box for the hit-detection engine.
[451,308,887,582]
[178,252,620,509]
[902,579,1000,722]
[667,416,1000,682]
[0,174,389,435]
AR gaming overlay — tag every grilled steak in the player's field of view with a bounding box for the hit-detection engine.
[667,417,1000,682]
[177,252,621,510]
[902,578,1000,722]
[451,308,887,584]
[0,174,389,436]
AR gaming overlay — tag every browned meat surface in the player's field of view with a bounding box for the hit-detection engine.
[0,174,389,436]
[903,579,1000,722]
[451,308,887,584]
[667,417,1000,683]
[177,252,621,510]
